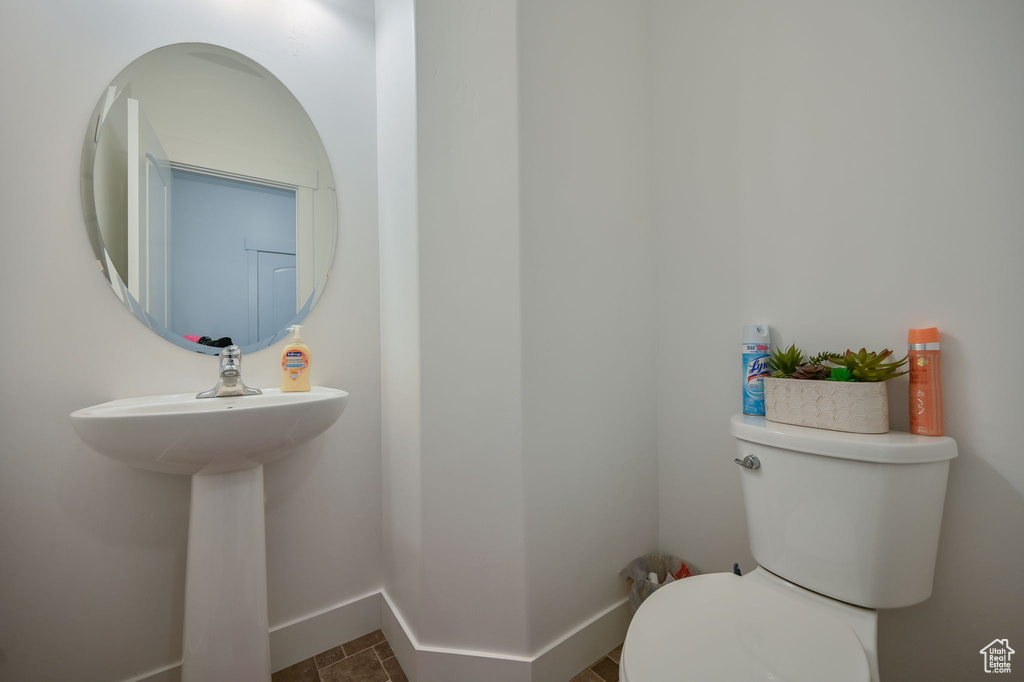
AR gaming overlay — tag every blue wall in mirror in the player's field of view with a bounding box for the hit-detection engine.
[169,169,296,347]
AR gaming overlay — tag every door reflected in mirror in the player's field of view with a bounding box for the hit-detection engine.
[81,43,337,354]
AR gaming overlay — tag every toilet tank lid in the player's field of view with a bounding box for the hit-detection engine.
[731,414,958,464]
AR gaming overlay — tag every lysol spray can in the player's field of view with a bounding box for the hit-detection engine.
[742,325,771,416]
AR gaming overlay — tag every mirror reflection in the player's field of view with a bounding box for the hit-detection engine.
[81,43,337,354]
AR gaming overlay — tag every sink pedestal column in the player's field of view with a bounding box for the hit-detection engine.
[181,466,271,682]
[69,388,349,681]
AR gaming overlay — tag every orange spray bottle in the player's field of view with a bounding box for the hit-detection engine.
[908,327,943,436]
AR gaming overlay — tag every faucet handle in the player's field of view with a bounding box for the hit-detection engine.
[220,345,242,366]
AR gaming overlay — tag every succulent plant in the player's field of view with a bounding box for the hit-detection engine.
[829,348,909,382]
[768,344,805,378]
[828,367,855,382]
[807,351,838,366]
[767,344,908,382]
[791,363,832,381]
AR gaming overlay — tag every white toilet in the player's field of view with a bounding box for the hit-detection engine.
[620,414,958,682]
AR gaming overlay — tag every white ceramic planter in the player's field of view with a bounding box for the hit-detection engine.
[764,378,890,434]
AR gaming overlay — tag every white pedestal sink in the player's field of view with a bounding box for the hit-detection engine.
[70,387,348,682]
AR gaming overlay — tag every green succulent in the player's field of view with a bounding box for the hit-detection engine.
[830,348,909,382]
[807,351,839,366]
[827,367,855,382]
[768,344,805,378]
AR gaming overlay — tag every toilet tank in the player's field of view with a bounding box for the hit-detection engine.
[730,414,957,609]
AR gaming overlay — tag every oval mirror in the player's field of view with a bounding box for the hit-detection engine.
[81,43,337,355]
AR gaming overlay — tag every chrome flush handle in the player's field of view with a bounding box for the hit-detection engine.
[734,455,761,470]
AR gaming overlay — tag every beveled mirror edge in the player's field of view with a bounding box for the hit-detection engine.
[80,90,114,286]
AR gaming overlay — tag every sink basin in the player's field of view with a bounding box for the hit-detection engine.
[70,386,348,682]
[70,387,348,475]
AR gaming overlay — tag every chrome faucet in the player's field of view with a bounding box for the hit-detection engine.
[196,345,263,398]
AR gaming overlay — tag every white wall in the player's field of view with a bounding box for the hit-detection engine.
[413,0,531,654]
[8,2,1018,680]
[651,1,1024,679]
[0,2,381,681]
[376,0,424,650]
[377,2,660,676]
[379,0,532,665]
[518,0,659,654]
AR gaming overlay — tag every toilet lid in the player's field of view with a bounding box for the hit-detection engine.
[622,573,870,682]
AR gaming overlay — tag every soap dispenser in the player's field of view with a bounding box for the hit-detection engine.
[281,325,312,392]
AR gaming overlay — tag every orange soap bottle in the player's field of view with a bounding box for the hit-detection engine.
[908,327,943,436]
[281,324,312,392]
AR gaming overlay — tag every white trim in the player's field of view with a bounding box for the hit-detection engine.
[530,598,631,682]
[162,135,318,189]
[127,97,141,300]
[117,592,382,682]
[296,186,315,309]
[269,591,383,672]
[116,590,627,682]
[116,661,181,682]
[380,590,629,682]
[381,592,419,679]
[169,161,300,192]
[245,237,296,255]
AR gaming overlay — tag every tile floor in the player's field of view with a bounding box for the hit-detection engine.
[272,629,407,682]
[272,630,623,682]
[571,643,623,682]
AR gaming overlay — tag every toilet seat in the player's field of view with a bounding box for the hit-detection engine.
[621,572,870,682]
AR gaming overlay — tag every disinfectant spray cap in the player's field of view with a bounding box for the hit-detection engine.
[742,325,770,345]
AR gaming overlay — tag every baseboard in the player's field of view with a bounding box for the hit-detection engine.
[118,591,383,682]
[381,590,630,682]
[118,661,181,682]
[530,599,631,682]
[269,591,383,671]
[380,591,420,678]
[119,590,626,682]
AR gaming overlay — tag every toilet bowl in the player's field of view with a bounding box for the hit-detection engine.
[620,569,875,682]
[620,414,958,682]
